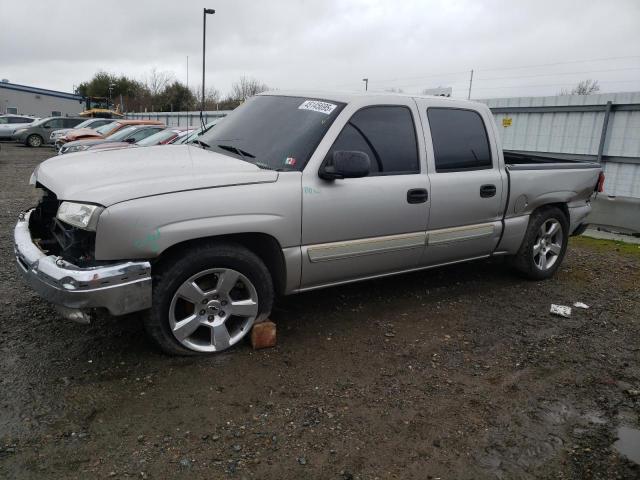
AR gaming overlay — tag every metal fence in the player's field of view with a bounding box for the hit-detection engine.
[124,110,231,127]
[480,92,640,198]
[481,92,640,232]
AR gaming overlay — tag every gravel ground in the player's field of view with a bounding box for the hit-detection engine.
[1,143,639,479]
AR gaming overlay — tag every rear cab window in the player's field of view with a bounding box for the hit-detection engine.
[427,108,492,172]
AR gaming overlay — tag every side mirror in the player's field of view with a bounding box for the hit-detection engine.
[125,137,136,143]
[319,150,370,180]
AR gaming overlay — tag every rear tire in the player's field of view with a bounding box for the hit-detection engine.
[512,206,569,280]
[143,241,274,356]
[26,134,43,148]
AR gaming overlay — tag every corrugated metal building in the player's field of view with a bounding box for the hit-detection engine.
[0,81,84,117]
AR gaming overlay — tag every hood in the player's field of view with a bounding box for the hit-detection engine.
[63,138,111,149]
[34,145,278,206]
[62,128,103,142]
[51,128,72,136]
[88,142,131,151]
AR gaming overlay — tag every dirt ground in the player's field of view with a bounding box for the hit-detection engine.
[1,142,639,480]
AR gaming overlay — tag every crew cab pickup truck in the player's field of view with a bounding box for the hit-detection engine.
[14,92,604,355]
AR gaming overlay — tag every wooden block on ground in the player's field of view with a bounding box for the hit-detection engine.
[251,321,276,349]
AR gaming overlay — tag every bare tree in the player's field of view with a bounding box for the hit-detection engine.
[192,85,222,110]
[230,76,269,102]
[146,67,175,97]
[559,79,600,96]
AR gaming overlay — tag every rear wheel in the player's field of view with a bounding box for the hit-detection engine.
[143,242,274,355]
[512,206,568,280]
[26,134,43,147]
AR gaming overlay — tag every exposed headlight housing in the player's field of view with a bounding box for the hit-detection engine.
[56,202,104,230]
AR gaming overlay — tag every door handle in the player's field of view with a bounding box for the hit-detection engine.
[407,188,428,204]
[480,184,496,198]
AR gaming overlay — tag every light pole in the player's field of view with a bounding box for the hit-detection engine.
[108,83,116,108]
[202,8,215,128]
[362,78,368,91]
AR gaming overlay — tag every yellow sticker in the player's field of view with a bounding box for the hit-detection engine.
[502,117,513,127]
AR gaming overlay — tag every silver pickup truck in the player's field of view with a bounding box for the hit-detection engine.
[14,92,604,355]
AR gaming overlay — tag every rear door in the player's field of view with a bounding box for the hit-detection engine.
[416,104,506,265]
[300,101,430,289]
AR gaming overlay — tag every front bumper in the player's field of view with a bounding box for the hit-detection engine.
[14,210,152,317]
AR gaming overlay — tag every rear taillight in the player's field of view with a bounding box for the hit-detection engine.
[596,171,605,193]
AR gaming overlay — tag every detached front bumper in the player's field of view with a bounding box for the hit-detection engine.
[14,210,152,318]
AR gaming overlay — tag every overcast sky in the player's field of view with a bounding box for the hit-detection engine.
[1,0,639,100]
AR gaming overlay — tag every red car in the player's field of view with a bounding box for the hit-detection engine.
[85,127,192,152]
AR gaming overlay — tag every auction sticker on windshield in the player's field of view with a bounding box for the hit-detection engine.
[298,100,337,115]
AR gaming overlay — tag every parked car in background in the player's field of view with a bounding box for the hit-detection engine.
[15,92,603,355]
[136,127,192,147]
[58,124,166,154]
[50,118,116,146]
[0,114,38,140]
[172,119,222,145]
[57,119,164,146]
[14,117,86,147]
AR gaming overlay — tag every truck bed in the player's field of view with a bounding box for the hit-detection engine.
[504,151,601,170]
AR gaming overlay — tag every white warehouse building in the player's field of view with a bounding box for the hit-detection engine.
[0,80,84,117]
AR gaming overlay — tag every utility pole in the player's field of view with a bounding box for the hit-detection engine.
[362,78,368,91]
[467,69,474,100]
[202,8,215,128]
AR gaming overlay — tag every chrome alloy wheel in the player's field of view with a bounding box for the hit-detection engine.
[533,219,563,271]
[168,268,259,353]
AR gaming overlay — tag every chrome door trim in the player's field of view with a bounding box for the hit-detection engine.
[307,231,427,263]
[427,223,495,245]
[305,222,496,263]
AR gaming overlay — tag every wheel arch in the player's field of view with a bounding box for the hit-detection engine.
[530,202,569,222]
[153,232,287,296]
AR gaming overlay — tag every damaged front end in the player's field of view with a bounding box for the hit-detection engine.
[28,187,97,266]
[14,185,152,323]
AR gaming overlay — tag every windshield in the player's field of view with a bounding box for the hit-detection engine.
[73,119,99,129]
[175,121,218,144]
[29,117,52,127]
[137,129,178,146]
[0,118,8,124]
[199,96,345,171]
[108,125,138,141]
[95,122,120,136]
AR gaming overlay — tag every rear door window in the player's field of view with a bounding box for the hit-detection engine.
[328,106,419,175]
[427,108,492,172]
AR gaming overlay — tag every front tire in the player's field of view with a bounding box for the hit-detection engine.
[144,242,274,355]
[512,206,569,280]
[26,134,43,147]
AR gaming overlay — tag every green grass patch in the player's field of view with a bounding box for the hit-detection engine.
[570,235,640,258]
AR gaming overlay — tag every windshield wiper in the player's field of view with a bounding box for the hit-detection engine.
[217,144,255,161]
[194,139,210,148]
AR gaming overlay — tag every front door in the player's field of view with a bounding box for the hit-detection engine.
[300,102,430,289]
